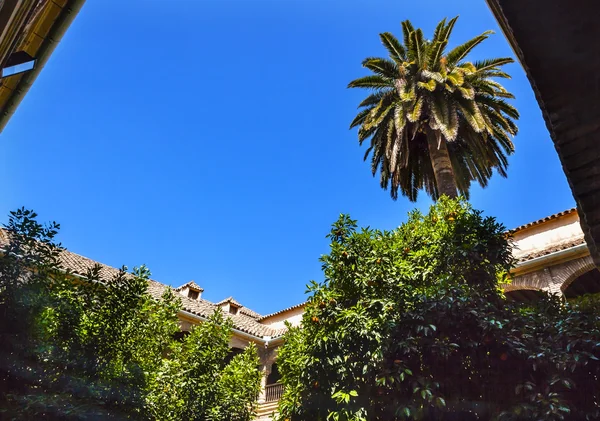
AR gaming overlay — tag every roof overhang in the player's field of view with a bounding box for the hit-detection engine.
[486,0,600,267]
[0,0,86,133]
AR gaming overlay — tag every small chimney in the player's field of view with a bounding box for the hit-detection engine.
[175,281,203,301]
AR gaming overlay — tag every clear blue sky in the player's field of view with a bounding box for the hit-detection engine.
[0,0,574,315]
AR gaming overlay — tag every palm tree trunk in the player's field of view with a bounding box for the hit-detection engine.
[427,131,458,199]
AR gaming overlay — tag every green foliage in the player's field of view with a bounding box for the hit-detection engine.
[0,209,261,420]
[147,311,262,421]
[276,198,600,421]
[349,17,519,201]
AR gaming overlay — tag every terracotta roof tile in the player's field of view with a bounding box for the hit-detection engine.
[7,207,581,338]
[258,302,306,321]
[238,307,262,319]
[175,281,203,292]
[212,296,263,321]
[515,237,586,263]
[216,296,242,307]
[0,228,276,338]
[509,208,577,233]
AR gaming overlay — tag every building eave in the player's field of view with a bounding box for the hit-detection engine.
[485,0,600,267]
[508,208,577,235]
[258,302,306,322]
[0,0,86,133]
[511,242,589,277]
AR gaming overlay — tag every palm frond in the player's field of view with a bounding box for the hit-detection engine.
[476,70,512,79]
[358,124,377,143]
[401,20,415,50]
[428,17,456,70]
[349,108,371,129]
[448,102,459,141]
[394,104,406,133]
[407,97,423,123]
[427,40,448,71]
[421,70,445,83]
[428,96,446,133]
[362,57,399,79]
[378,100,399,122]
[493,91,516,99]
[440,16,459,45]
[456,62,477,75]
[387,122,398,170]
[348,75,392,89]
[417,80,437,92]
[444,83,455,93]
[410,29,425,67]
[484,79,511,95]
[400,87,416,102]
[487,110,518,139]
[457,86,475,100]
[474,57,513,72]
[357,90,391,108]
[446,31,493,66]
[489,124,515,154]
[457,100,485,133]
[379,32,407,63]
[475,94,519,120]
[446,70,464,87]
[369,128,386,171]
[432,18,447,43]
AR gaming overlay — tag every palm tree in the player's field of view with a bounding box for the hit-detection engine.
[348,17,519,201]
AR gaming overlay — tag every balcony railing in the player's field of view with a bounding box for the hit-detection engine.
[265,383,284,402]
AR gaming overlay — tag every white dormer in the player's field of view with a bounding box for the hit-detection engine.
[216,296,242,315]
[175,281,204,301]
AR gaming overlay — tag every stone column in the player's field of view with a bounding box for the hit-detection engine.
[257,346,277,404]
[257,363,272,404]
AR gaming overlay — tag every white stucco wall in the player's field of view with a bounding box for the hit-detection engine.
[260,306,305,330]
[512,212,583,260]
[229,335,251,349]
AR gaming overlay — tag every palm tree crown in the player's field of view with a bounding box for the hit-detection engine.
[349,17,519,201]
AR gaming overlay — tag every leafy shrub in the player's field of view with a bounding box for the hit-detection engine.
[0,208,261,420]
[277,198,600,421]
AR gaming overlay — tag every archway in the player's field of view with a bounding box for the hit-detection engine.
[225,347,245,364]
[504,289,546,303]
[173,330,191,342]
[267,362,280,385]
[563,268,600,298]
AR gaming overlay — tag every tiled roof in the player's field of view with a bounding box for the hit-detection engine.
[216,296,243,307]
[4,207,582,338]
[214,296,263,318]
[175,281,204,292]
[176,294,276,337]
[0,228,277,339]
[510,208,577,233]
[258,302,306,321]
[239,307,262,319]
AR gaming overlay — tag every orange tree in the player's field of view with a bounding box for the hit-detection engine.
[0,209,261,421]
[276,199,600,421]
